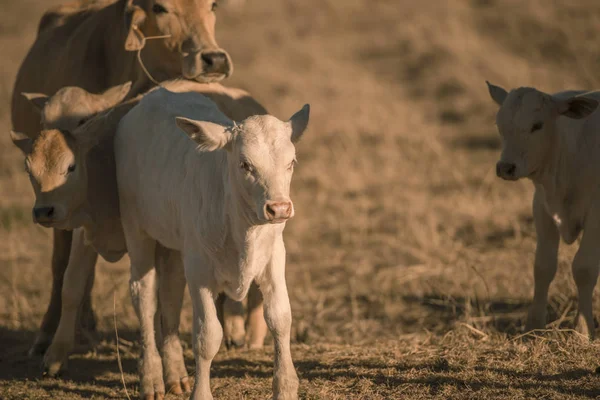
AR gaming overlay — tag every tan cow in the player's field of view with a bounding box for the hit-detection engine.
[12,80,269,388]
[12,0,232,356]
[487,81,600,337]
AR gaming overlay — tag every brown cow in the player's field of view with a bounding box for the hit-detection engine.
[11,0,233,357]
[12,80,269,391]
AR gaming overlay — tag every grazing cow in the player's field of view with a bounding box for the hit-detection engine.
[115,88,309,399]
[12,0,233,356]
[487,81,600,337]
[11,80,269,384]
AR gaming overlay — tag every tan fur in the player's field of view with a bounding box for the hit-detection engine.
[11,0,232,362]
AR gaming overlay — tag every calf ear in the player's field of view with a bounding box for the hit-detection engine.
[124,2,146,51]
[175,117,232,151]
[558,96,599,119]
[486,81,508,106]
[289,104,310,143]
[98,81,132,108]
[10,131,32,155]
[22,92,49,113]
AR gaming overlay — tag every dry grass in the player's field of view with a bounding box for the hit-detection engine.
[2,0,600,398]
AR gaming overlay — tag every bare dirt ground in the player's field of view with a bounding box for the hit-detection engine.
[2,0,600,398]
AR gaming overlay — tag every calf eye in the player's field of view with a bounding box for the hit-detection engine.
[77,119,86,127]
[240,161,253,173]
[531,122,544,133]
[211,1,218,11]
[67,164,76,174]
[152,3,168,13]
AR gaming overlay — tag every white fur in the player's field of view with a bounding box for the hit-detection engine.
[115,88,308,399]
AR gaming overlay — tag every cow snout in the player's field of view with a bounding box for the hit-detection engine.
[264,201,293,222]
[33,206,55,223]
[496,161,517,180]
[201,51,230,75]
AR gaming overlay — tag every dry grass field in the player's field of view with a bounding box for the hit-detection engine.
[2,0,600,398]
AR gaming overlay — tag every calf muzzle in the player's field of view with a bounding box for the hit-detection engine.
[264,201,293,223]
[496,161,517,180]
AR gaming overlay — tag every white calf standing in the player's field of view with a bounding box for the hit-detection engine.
[487,81,600,337]
[115,88,309,400]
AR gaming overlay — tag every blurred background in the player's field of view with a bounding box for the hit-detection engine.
[2,0,600,398]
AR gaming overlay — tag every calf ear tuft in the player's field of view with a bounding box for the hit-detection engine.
[486,81,508,106]
[22,92,49,113]
[560,96,599,120]
[10,130,33,155]
[289,104,310,143]
[175,117,232,152]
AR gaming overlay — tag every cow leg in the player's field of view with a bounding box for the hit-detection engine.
[257,239,298,400]
[30,228,73,357]
[125,229,164,400]
[572,217,600,339]
[42,228,97,376]
[525,191,559,332]
[78,258,98,344]
[156,246,190,395]
[222,296,246,349]
[246,282,267,349]
[185,254,222,400]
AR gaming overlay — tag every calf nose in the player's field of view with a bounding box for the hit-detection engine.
[201,51,229,74]
[264,201,293,222]
[33,206,55,222]
[496,161,516,179]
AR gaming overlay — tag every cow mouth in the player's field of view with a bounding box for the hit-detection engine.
[194,72,228,83]
[36,219,66,228]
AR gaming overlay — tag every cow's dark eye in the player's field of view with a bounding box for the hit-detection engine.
[240,161,253,173]
[67,164,76,174]
[531,122,544,133]
[77,119,86,127]
[153,3,168,13]
[211,2,218,11]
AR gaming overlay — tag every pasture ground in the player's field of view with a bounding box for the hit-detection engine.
[2,0,600,398]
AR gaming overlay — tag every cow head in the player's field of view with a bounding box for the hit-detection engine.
[11,83,131,229]
[124,0,233,83]
[487,81,599,181]
[176,104,311,224]
[22,82,132,131]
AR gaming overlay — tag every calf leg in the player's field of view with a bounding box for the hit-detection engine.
[185,255,222,400]
[155,246,190,395]
[526,191,560,331]
[572,222,600,339]
[43,228,97,377]
[124,226,164,400]
[30,228,73,357]
[223,296,246,349]
[246,282,267,349]
[257,240,298,400]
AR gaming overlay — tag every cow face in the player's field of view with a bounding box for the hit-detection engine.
[11,129,93,229]
[176,104,310,224]
[125,0,233,83]
[487,82,599,181]
[10,84,130,229]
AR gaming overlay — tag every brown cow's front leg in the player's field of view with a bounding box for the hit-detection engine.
[29,228,72,357]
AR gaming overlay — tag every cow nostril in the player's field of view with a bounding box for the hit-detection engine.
[265,204,276,218]
[47,207,54,217]
[506,164,516,176]
[201,53,214,67]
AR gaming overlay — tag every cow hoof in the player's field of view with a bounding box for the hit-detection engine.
[42,340,72,377]
[29,333,53,357]
[142,393,164,400]
[225,336,245,350]
[166,376,191,394]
